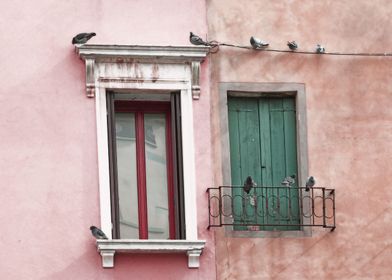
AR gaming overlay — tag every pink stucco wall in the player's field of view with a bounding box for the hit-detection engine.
[207,1,392,279]
[0,1,215,279]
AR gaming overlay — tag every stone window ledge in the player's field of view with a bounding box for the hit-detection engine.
[96,239,206,268]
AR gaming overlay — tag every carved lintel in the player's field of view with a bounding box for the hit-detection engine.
[187,249,202,268]
[85,58,96,98]
[191,61,201,100]
[100,250,115,268]
[76,45,209,98]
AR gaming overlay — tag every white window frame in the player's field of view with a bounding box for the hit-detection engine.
[76,45,209,268]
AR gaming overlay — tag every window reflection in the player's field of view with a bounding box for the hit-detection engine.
[115,113,139,238]
[144,114,170,239]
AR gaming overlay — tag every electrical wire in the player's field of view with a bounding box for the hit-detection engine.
[207,41,392,57]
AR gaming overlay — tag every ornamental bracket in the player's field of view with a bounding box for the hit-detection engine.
[85,58,95,98]
[191,61,201,100]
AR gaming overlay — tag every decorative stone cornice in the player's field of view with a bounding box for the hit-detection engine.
[75,44,209,99]
[96,239,206,268]
[76,44,209,62]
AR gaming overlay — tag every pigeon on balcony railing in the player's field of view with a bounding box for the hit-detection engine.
[243,176,256,194]
[305,176,316,192]
[281,174,296,187]
[90,226,108,239]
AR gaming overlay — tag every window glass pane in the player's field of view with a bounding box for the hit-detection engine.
[144,114,170,239]
[115,113,139,238]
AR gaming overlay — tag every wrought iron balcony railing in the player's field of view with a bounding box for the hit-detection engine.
[207,186,336,231]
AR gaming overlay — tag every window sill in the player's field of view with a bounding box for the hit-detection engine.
[96,239,206,268]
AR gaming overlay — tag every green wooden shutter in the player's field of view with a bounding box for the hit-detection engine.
[228,98,262,230]
[228,96,300,231]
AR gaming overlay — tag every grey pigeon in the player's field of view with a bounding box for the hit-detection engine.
[250,36,269,49]
[90,226,108,239]
[281,174,296,187]
[243,176,256,194]
[316,44,325,53]
[287,41,298,50]
[305,176,316,192]
[72,32,96,45]
[189,32,208,46]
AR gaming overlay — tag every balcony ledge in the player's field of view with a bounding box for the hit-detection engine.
[96,239,206,268]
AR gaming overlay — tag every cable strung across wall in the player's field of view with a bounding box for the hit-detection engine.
[189,32,392,57]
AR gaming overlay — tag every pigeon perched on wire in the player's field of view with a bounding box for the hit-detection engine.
[316,44,325,54]
[287,41,298,51]
[305,176,316,192]
[243,176,256,194]
[250,36,269,49]
[90,226,108,239]
[281,174,296,187]
[72,32,96,45]
[189,32,210,46]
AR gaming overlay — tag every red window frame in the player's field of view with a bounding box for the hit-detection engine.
[114,101,176,239]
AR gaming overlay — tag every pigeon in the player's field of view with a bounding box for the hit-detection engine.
[189,32,209,46]
[90,226,108,239]
[305,176,316,192]
[281,174,296,187]
[72,32,96,45]
[250,36,269,49]
[287,41,298,50]
[316,44,325,53]
[243,176,256,194]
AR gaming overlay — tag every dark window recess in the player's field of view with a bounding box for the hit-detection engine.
[107,92,185,239]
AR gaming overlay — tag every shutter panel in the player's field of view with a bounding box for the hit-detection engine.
[267,98,299,230]
[282,98,300,230]
[228,98,262,229]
